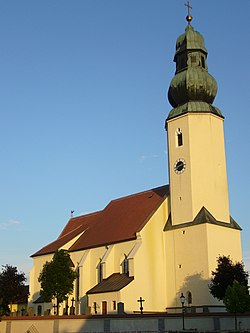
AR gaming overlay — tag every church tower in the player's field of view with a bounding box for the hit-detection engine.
[164,6,242,307]
[166,10,229,226]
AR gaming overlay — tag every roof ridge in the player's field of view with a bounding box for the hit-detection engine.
[107,184,168,204]
[70,210,103,221]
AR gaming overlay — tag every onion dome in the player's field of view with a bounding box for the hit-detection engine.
[167,24,223,120]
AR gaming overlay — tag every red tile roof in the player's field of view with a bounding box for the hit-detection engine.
[31,185,169,257]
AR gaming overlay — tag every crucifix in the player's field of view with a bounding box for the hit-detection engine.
[70,297,75,315]
[137,296,145,314]
[185,1,193,24]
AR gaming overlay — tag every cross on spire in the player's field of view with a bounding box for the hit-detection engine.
[185,1,192,16]
[185,1,193,24]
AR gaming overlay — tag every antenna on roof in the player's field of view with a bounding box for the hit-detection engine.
[70,210,75,218]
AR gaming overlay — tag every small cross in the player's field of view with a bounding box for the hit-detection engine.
[137,296,145,314]
[185,0,192,17]
[185,1,193,24]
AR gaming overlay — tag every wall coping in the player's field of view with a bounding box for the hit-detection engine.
[2,312,250,321]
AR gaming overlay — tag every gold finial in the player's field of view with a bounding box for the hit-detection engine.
[185,1,193,24]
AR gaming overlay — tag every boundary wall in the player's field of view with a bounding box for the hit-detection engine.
[1,313,250,333]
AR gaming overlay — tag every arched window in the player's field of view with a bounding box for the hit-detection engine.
[75,267,80,301]
[122,255,129,275]
[191,55,196,64]
[176,128,183,147]
[93,302,98,314]
[201,55,206,69]
[97,260,104,283]
[37,305,42,316]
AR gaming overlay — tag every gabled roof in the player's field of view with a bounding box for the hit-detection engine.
[31,185,169,257]
[87,273,134,294]
[33,295,44,304]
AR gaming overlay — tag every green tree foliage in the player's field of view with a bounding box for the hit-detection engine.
[224,280,250,330]
[0,265,26,316]
[209,256,249,301]
[0,299,11,317]
[38,250,77,314]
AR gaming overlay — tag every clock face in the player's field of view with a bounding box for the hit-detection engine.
[174,158,186,174]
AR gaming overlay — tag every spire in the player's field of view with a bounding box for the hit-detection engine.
[166,9,223,120]
[185,1,193,24]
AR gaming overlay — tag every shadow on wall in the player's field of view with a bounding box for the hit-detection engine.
[176,272,217,308]
[29,291,41,316]
[29,291,53,316]
[79,295,89,314]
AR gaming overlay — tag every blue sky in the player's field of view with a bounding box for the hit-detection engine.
[0,1,249,280]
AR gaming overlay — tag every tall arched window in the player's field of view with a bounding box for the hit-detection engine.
[122,255,129,275]
[176,128,183,147]
[75,267,80,301]
[97,260,104,283]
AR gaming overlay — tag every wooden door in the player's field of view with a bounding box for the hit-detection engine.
[102,301,107,315]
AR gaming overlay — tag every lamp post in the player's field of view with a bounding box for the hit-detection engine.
[180,293,185,330]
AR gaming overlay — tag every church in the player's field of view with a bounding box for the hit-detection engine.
[28,7,242,316]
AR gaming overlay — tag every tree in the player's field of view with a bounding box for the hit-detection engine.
[209,256,249,301]
[38,250,77,314]
[224,280,250,330]
[0,265,26,316]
